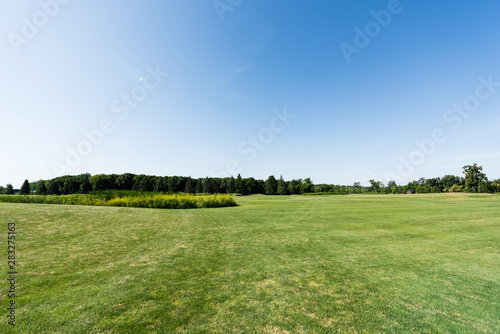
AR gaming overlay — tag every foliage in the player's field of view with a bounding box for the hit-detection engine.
[463,163,487,193]
[0,192,236,209]
[36,181,47,195]
[265,175,277,195]
[20,180,31,195]
[4,163,497,199]
[369,179,382,193]
[277,175,288,195]
[6,184,14,195]
[449,184,464,192]
[302,192,349,196]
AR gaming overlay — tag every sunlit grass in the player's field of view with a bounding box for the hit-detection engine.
[0,193,499,333]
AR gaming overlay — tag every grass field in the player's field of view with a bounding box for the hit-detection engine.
[1,193,499,333]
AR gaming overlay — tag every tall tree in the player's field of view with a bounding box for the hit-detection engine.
[46,181,60,195]
[36,181,48,195]
[6,184,14,195]
[300,178,313,193]
[245,177,257,195]
[20,180,31,195]
[195,179,203,193]
[287,179,300,194]
[236,174,244,194]
[265,175,277,195]
[277,175,287,195]
[463,163,487,193]
[184,177,193,193]
[368,179,381,193]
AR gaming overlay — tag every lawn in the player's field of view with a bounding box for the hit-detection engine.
[1,193,499,333]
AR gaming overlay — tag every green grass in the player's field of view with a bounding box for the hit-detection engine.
[1,193,499,333]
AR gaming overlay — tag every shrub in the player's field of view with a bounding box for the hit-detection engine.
[0,193,236,209]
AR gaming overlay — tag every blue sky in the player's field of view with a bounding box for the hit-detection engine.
[1,0,500,188]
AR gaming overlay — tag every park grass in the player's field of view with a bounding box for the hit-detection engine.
[0,193,499,333]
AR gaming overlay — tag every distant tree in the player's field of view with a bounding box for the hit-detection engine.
[139,176,153,192]
[19,180,31,195]
[450,184,463,192]
[61,177,79,194]
[463,163,487,193]
[277,175,287,195]
[46,181,59,195]
[387,180,398,194]
[245,177,257,194]
[89,174,112,191]
[287,179,301,194]
[202,177,217,194]
[80,179,92,193]
[368,179,381,193]
[36,181,47,195]
[478,181,491,194]
[177,177,188,193]
[416,184,431,193]
[417,177,427,185]
[132,178,141,191]
[195,178,203,193]
[168,176,178,193]
[441,175,463,189]
[153,177,162,192]
[236,174,244,194]
[116,173,135,190]
[6,184,14,195]
[300,178,313,193]
[226,176,234,194]
[185,177,193,193]
[265,175,277,195]
[491,179,500,193]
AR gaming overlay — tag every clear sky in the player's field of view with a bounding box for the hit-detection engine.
[1,0,500,188]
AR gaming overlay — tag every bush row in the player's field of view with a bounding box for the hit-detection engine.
[0,193,236,209]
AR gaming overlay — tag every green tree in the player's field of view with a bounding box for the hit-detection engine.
[6,184,14,195]
[265,175,277,195]
[19,180,31,195]
[47,181,60,195]
[368,179,381,193]
[168,176,178,193]
[287,179,300,194]
[245,177,257,194]
[80,179,92,193]
[277,175,287,195]
[236,174,244,194]
[195,179,203,193]
[387,180,398,194]
[227,176,235,194]
[184,177,193,193]
[116,173,135,190]
[463,163,487,193]
[36,181,48,195]
[139,176,153,192]
[300,178,313,193]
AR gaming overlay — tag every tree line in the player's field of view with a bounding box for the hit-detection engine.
[0,174,314,196]
[314,164,499,194]
[1,163,498,196]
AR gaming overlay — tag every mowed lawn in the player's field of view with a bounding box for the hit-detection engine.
[1,194,499,333]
